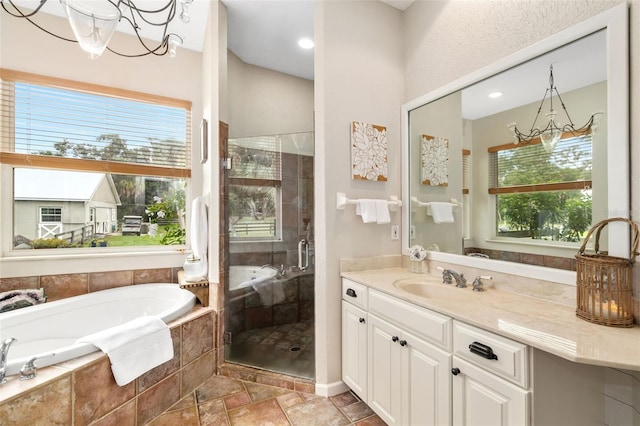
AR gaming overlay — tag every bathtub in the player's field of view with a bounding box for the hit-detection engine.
[0,284,196,377]
[229,265,277,291]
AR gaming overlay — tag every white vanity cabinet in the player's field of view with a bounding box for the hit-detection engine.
[368,312,451,426]
[341,279,369,400]
[451,321,530,426]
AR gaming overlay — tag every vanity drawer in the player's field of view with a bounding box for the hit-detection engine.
[369,288,451,350]
[453,321,529,388]
[342,279,368,309]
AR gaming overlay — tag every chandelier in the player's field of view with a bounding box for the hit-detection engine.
[0,0,193,58]
[507,65,603,153]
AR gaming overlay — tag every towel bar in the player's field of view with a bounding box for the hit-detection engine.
[410,197,461,208]
[336,192,402,210]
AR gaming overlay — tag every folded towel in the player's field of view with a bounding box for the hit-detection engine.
[428,202,455,224]
[77,316,173,386]
[186,196,208,281]
[356,199,378,223]
[375,200,391,224]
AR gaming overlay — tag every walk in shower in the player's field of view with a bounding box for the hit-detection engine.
[223,132,314,380]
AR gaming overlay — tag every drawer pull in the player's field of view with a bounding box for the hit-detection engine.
[469,341,498,360]
[399,340,407,347]
[346,288,357,298]
[451,367,461,376]
[392,336,399,342]
[359,317,365,323]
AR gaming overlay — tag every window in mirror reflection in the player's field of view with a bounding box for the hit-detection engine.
[489,134,592,242]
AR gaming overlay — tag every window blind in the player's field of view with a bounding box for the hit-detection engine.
[488,134,592,194]
[0,69,191,178]
[229,136,282,182]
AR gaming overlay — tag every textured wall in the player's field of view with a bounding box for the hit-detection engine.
[403,0,622,101]
[314,0,404,391]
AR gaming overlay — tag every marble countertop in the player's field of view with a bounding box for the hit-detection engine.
[341,268,640,371]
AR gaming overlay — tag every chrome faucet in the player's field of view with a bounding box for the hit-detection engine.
[442,269,467,288]
[261,264,285,277]
[472,275,493,292]
[0,337,16,384]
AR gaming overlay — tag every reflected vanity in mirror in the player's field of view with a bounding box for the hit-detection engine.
[402,4,629,284]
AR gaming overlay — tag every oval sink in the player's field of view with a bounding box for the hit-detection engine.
[393,277,480,300]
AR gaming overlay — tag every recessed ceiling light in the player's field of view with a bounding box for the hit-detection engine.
[298,38,314,49]
[488,91,503,98]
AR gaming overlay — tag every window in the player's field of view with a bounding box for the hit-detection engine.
[39,207,62,223]
[488,134,592,242]
[1,69,191,251]
[228,136,282,241]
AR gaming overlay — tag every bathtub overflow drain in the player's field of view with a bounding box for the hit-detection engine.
[289,346,301,352]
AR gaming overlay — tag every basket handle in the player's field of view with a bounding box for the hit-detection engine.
[578,217,639,261]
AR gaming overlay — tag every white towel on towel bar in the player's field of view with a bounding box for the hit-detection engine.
[375,200,391,224]
[77,316,173,386]
[356,199,378,223]
[428,202,455,224]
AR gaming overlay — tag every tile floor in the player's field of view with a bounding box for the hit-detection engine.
[148,375,387,426]
[225,321,315,380]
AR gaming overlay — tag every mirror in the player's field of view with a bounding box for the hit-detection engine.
[402,5,629,284]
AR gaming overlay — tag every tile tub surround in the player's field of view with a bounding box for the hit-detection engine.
[0,267,182,302]
[0,307,216,425]
[341,267,640,371]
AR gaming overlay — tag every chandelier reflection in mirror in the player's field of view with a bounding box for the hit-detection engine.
[0,0,193,58]
[507,65,603,153]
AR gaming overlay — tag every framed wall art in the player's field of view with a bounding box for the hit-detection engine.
[351,121,388,181]
[421,134,449,186]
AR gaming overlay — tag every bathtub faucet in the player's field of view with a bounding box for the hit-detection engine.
[0,337,16,384]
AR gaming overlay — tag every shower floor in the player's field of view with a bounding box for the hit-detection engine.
[225,320,315,380]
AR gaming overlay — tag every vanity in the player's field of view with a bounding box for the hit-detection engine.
[340,267,640,426]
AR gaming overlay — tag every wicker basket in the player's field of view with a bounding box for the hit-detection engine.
[575,218,638,327]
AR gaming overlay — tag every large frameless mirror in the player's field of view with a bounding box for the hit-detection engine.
[402,4,629,284]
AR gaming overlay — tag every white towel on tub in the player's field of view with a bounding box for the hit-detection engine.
[76,316,173,386]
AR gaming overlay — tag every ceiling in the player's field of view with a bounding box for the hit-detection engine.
[8,0,605,115]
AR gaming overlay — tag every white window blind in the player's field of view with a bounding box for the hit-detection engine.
[488,134,592,194]
[1,69,191,177]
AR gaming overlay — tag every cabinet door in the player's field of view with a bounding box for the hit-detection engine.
[452,357,530,426]
[342,301,368,401]
[404,329,452,426]
[368,314,403,426]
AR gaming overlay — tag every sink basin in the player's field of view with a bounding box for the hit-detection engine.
[393,277,480,300]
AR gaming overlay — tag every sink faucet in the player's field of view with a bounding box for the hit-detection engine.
[261,264,285,277]
[472,275,493,292]
[442,269,467,288]
[0,337,16,384]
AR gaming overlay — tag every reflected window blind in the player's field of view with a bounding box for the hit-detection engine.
[229,136,282,183]
[488,134,592,194]
[1,69,191,177]
[462,149,471,194]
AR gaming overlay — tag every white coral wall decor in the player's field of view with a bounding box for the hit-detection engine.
[351,121,388,181]
[421,134,449,186]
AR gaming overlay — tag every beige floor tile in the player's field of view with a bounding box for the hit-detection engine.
[340,401,375,422]
[148,406,200,426]
[244,382,294,403]
[198,399,230,425]
[285,397,350,426]
[196,375,246,403]
[228,398,290,426]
